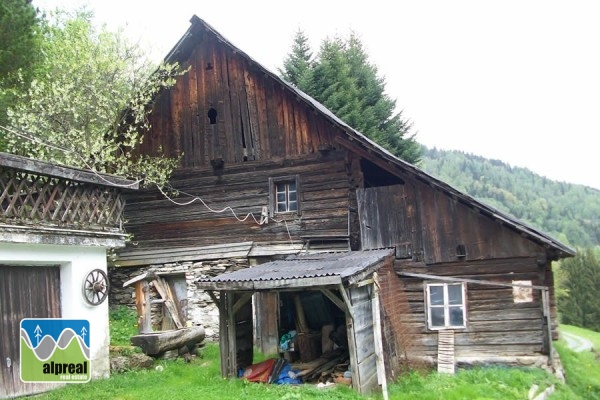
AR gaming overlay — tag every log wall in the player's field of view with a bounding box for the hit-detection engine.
[124,152,350,250]
[395,257,552,362]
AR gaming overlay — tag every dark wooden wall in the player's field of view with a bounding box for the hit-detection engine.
[139,32,336,167]
[357,179,545,264]
[124,152,351,249]
[395,257,551,360]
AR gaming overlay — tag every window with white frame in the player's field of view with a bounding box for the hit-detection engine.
[426,282,466,330]
[269,176,300,215]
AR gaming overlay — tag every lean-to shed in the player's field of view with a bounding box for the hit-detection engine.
[196,250,394,395]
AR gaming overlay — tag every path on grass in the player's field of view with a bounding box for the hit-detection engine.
[561,331,593,352]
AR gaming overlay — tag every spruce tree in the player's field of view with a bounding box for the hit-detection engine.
[280,31,421,164]
[558,248,600,331]
[279,29,313,89]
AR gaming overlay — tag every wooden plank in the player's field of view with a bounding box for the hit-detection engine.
[371,275,388,399]
[437,330,455,374]
[153,278,184,329]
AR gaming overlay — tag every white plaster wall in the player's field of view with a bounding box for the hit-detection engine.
[0,242,110,379]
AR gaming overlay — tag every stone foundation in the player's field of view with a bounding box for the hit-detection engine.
[109,258,248,340]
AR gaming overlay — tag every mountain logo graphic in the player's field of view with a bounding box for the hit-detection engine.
[20,319,91,383]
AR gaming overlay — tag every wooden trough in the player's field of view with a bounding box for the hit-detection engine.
[131,326,205,356]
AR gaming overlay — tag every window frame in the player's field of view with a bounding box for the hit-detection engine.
[269,175,301,217]
[425,282,467,330]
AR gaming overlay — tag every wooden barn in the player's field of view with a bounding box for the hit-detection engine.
[0,152,137,399]
[111,15,574,394]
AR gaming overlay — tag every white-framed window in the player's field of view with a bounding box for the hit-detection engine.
[425,282,467,330]
[269,176,300,215]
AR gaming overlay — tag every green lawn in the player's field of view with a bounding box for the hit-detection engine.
[550,325,600,400]
[34,311,599,400]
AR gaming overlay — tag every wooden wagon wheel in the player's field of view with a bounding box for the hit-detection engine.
[82,269,109,306]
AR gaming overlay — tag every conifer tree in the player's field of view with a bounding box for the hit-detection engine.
[558,248,600,331]
[280,30,421,164]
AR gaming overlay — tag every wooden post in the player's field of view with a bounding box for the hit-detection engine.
[372,273,389,400]
[219,292,229,377]
[136,281,152,334]
[542,289,554,365]
[226,291,238,377]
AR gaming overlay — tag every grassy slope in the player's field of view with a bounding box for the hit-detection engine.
[36,310,599,399]
[551,325,600,399]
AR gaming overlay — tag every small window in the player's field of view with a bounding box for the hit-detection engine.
[269,176,300,216]
[425,282,466,330]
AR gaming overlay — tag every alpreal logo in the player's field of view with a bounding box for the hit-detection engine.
[20,319,91,383]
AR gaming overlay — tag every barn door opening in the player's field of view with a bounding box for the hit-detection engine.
[0,265,61,399]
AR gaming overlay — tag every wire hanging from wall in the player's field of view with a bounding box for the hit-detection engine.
[0,125,294,239]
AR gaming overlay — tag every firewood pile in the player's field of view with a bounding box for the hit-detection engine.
[291,348,350,383]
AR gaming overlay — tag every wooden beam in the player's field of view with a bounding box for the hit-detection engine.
[205,290,222,313]
[320,289,347,314]
[153,278,184,329]
[337,284,355,321]
[123,272,157,288]
[135,281,152,334]
[0,151,139,189]
[398,271,548,290]
[232,292,253,315]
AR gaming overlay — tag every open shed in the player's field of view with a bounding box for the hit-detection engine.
[196,249,394,395]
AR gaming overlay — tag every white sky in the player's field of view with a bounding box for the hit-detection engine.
[34,0,600,189]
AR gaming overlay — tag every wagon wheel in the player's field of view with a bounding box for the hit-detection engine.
[82,269,109,305]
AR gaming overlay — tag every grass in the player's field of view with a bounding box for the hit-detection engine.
[108,306,139,347]
[550,325,600,400]
[34,314,599,399]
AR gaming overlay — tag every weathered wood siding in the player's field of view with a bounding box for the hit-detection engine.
[139,32,335,167]
[347,285,377,394]
[395,257,550,360]
[357,180,545,263]
[124,152,350,249]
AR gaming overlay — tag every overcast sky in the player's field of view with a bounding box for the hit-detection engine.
[34,0,600,189]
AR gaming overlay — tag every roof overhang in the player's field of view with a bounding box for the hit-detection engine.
[196,249,393,291]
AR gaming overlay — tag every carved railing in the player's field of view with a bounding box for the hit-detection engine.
[0,166,125,231]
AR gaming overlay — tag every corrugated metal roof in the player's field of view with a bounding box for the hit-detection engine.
[196,250,392,288]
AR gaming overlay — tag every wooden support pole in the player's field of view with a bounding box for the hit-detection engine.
[136,281,152,334]
[338,284,355,321]
[226,291,238,377]
[219,292,229,377]
[542,289,554,365]
[372,273,389,400]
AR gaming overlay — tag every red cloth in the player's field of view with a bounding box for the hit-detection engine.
[242,359,277,383]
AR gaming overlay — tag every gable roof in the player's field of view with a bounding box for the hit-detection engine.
[163,15,575,260]
[196,249,393,290]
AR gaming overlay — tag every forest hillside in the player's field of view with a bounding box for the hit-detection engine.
[419,146,600,248]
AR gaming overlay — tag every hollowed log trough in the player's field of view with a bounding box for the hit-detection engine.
[131,326,205,356]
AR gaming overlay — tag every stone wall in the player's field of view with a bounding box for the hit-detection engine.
[108,258,249,340]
